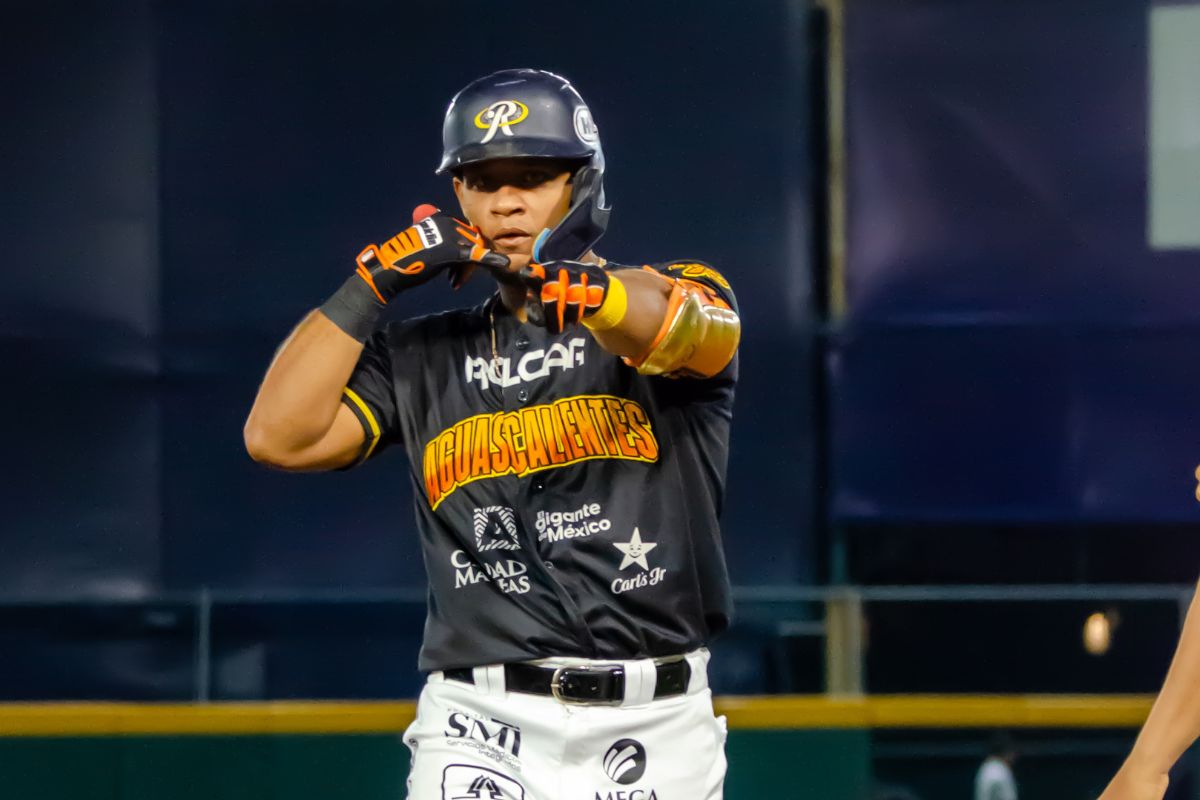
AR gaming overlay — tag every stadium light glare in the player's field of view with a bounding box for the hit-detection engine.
[1083,611,1114,656]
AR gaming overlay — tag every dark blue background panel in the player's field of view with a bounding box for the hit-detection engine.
[0,603,195,701]
[1,2,163,594]
[834,0,1200,523]
[1,1,160,354]
[844,0,1200,324]
[832,326,1200,522]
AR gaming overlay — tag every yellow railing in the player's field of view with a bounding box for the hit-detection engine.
[0,695,1154,736]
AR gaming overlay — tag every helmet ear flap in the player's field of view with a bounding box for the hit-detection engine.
[535,166,611,262]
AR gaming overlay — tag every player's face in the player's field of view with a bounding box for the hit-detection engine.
[452,158,574,273]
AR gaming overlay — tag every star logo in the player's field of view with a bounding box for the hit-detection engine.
[612,528,657,571]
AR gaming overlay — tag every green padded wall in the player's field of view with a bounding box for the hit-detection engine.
[0,731,870,799]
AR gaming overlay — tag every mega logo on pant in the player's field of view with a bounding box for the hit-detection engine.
[603,739,646,784]
[596,740,658,800]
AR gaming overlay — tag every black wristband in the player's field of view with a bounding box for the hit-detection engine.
[319,274,386,343]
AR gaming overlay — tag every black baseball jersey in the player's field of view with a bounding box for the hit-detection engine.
[340,261,738,671]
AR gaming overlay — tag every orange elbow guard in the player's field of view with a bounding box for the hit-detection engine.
[626,279,741,378]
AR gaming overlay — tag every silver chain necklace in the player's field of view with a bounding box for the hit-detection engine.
[488,302,500,367]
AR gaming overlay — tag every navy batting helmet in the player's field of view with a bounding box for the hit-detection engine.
[437,68,610,262]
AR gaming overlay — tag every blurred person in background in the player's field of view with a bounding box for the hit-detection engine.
[1100,579,1200,800]
[975,732,1018,800]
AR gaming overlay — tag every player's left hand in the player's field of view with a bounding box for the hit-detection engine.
[1098,763,1169,800]
[519,260,610,334]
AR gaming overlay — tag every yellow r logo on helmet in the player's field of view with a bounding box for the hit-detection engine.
[474,100,530,144]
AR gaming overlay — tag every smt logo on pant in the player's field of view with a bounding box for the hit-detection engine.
[445,710,522,770]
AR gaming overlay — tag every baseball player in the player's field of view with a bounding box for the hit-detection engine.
[1099,578,1200,800]
[244,68,740,799]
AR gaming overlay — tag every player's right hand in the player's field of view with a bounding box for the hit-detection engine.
[519,259,612,334]
[353,205,509,303]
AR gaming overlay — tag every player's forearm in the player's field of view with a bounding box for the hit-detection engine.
[586,268,670,359]
[244,310,363,459]
[1122,580,1200,775]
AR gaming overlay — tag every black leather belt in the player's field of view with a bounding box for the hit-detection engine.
[443,658,692,705]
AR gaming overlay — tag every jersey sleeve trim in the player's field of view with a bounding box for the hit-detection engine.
[341,387,382,463]
[656,261,737,311]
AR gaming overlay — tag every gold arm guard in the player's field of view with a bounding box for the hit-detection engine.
[630,282,741,378]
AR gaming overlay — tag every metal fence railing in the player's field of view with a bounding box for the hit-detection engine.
[0,584,1190,701]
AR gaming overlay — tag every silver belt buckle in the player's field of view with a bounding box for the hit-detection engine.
[550,664,624,706]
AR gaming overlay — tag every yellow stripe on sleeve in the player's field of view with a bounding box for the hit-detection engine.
[342,387,382,461]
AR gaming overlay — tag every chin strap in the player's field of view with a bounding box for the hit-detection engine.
[532,228,552,262]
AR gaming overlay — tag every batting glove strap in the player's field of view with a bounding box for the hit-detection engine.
[581,274,627,331]
[319,271,387,343]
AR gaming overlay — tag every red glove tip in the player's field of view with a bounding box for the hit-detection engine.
[412,203,439,222]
